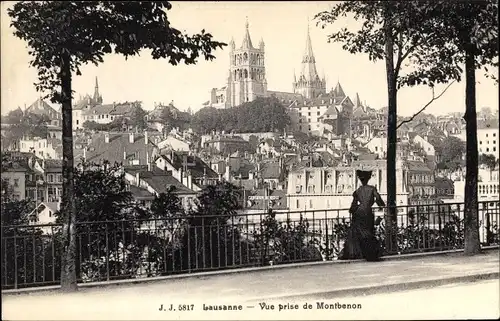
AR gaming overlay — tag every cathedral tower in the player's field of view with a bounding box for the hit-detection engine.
[293,24,326,99]
[229,19,267,107]
[93,76,103,104]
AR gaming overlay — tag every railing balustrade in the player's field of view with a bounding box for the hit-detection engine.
[2,200,498,290]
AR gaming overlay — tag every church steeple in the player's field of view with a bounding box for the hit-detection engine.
[241,18,254,49]
[93,76,102,104]
[226,19,267,107]
[293,20,326,99]
[302,22,316,64]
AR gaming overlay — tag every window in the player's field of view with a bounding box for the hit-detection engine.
[307,185,315,193]
[76,119,79,125]
[309,199,313,208]
[486,148,490,152]
[296,199,300,208]
[486,133,489,137]
[493,133,497,137]
[308,112,311,116]
[296,185,302,193]
[13,179,19,187]
[58,174,62,183]
[48,174,54,183]
[317,112,320,116]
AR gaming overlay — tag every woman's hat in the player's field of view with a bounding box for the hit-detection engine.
[356,170,372,180]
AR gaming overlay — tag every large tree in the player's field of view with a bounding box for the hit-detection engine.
[191,97,290,134]
[2,111,51,149]
[315,2,457,250]
[316,1,498,255]
[422,1,498,255]
[8,1,225,291]
[436,136,466,171]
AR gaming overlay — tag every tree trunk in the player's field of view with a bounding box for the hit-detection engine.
[384,15,398,253]
[463,43,481,256]
[60,52,78,291]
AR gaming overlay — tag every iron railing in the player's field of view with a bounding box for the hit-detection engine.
[1,200,499,290]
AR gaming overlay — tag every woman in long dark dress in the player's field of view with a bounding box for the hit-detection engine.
[340,170,385,261]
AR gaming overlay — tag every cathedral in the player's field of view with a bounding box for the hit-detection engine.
[205,20,328,109]
[204,20,369,137]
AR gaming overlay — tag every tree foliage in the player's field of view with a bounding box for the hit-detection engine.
[479,153,498,170]
[150,186,183,218]
[194,180,242,220]
[2,111,51,148]
[8,1,226,290]
[129,104,148,131]
[55,161,136,224]
[315,2,462,89]
[8,1,227,104]
[191,97,290,134]
[436,136,466,170]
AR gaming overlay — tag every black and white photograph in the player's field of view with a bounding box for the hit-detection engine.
[1,1,499,320]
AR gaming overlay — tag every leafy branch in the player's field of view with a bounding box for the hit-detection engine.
[396,80,456,130]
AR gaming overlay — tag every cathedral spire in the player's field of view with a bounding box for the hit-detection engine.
[241,17,254,49]
[303,20,315,64]
[94,76,100,100]
[354,92,362,107]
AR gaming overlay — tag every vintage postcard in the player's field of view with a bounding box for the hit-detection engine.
[1,1,499,320]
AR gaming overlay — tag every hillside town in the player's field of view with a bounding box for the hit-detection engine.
[2,21,499,228]
[1,3,499,318]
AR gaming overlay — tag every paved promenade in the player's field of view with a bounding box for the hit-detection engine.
[2,250,499,320]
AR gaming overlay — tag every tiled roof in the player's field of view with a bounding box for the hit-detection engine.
[86,104,115,115]
[260,161,281,179]
[129,185,154,200]
[44,159,62,169]
[435,177,454,190]
[25,98,60,117]
[320,106,340,118]
[478,119,499,130]
[110,103,137,116]
[125,165,195,195]
[406,160,432,172]
[166,151,218,179]
[142,174,195,195]
[231,162,256,179]
[85,132,161,165]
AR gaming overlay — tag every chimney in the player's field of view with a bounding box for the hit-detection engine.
[187,170,193,189]
[224,164,231,181]
[135,172,140,186]
[123,151,127,160]
[104,132,110,143]
[144,131,148,144]
[129,132,135,144]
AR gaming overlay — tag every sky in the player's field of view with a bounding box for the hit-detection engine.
[1,1,499,117]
